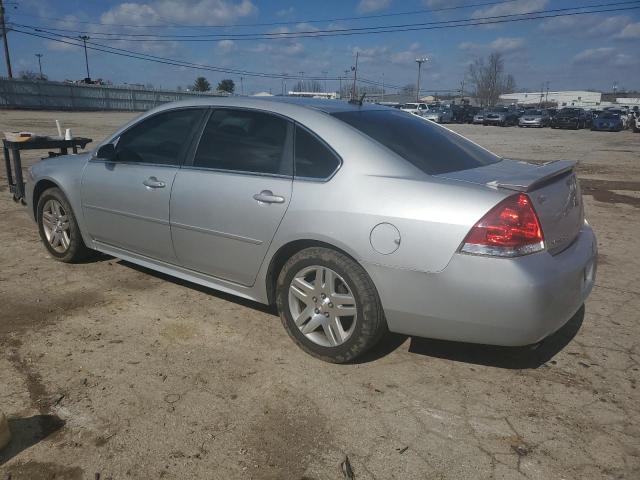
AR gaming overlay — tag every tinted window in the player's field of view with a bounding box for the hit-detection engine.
[193,109,291,175]
[294,126,340,179]
[116,109,203,165]
[332,110,500,175]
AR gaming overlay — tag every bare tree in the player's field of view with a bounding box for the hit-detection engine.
[467,53,516,107]
[19,69,47,81]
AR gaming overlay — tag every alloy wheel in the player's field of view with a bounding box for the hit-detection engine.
[288,265,358,347]
[41,199,71,253]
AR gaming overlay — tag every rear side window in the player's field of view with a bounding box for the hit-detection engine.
[116,108,203,165]
[331,110,500,175]
[193,109,292,176]
[294,126,340,179]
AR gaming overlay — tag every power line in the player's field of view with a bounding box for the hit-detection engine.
[12,27,447,93]
[8,0,528,30]
[11,1,640,41]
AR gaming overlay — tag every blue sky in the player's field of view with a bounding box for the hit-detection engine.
[5,0,640,93]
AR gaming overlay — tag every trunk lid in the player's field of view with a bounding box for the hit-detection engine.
[438,159,584,255]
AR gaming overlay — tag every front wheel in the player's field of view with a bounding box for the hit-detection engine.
[276,247,387,363]
[37,187,94,263]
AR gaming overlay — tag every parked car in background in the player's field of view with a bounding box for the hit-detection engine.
[24,97,597,363]
[633,109,640,132]
[604,109,629,129]
[423,105,453,123]
[519,109,551,128]
[483,107,519,126]
[472,110,486,124]
[591,112,624,132]
[400,102,429,116]
[551,108,589,129]
[451,104,478,124]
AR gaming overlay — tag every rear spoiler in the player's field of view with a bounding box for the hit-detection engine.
[486,160,576,192]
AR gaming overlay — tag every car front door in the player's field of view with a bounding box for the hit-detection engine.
[170,108,293,286]
[81,108,206,262]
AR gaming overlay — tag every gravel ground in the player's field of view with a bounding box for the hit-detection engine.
[0,110,639,480]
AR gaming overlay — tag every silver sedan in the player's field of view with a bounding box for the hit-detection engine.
[26,97,597,363]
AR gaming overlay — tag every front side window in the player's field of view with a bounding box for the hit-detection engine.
[116,109,203,165]
[193,109,292,176]
[332,109,500,175]
[294,126,341,179]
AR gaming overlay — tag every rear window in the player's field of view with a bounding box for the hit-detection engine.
[331,109,500,175]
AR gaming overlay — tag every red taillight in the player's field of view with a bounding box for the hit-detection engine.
[461,193,545,257]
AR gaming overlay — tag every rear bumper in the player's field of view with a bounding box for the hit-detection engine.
[366,225,597,346]
[519,120,543,127]
[483,118,505,125]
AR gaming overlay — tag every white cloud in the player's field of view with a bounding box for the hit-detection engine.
[100,0,257,26]
[357,0,392,13]
[216,40,236,53]
[572,47,638,68]
[473,0,548,18]
[615,22,640,40]
[276,7,295,18]
[458,37,525,54]
[573,47,614,64]
[539,15,633,38]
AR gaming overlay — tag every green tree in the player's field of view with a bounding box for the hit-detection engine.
[217,79,235,93]
[192,76,211,92]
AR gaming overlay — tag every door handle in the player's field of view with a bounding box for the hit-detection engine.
[253,190,285,204]
[143,176,166,189]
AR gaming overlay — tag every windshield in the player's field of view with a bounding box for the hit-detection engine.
[560,108,581,114]
[331,109,500,175]
[403,103,419,109]
[526,110,544,115]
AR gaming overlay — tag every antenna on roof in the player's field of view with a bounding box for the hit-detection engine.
[349,93,366,106]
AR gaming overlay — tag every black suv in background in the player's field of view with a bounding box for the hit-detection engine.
[551,108,590,129]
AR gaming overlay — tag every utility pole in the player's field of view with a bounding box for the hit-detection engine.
[78,35,91,81]
[35,53,43,79]
[240,76,244,95]
[351,51,359,100]
[0,0,13,78]
[545,81,550,104]
[415,57,428,102]
[341,69,349,99]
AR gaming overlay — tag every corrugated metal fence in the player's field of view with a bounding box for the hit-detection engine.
[0,77,226,111]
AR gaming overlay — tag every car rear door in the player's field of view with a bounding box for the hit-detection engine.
[81,108,206,262]
[170,108,293,286]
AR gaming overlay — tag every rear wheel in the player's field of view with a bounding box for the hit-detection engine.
[37,187,93,263]
[276,247,386,363]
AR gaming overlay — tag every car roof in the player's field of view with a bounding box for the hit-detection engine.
[149,95,389,115]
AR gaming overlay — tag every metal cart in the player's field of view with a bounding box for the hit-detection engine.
[3,137,92,203]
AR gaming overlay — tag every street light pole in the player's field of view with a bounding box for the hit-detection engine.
[78,35,91,81]
[35,53,43,79]
[415,57,428,102]
[0,0,12,78]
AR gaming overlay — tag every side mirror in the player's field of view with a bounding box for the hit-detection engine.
[96,143,116,161]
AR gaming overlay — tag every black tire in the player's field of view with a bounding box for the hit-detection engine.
[37,187,93,263]
[276,247,387,363]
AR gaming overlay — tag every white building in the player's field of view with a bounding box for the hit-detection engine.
[287,91,338,99]
[499,90,602,107]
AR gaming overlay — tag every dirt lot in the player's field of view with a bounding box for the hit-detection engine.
[1,110,639,480]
